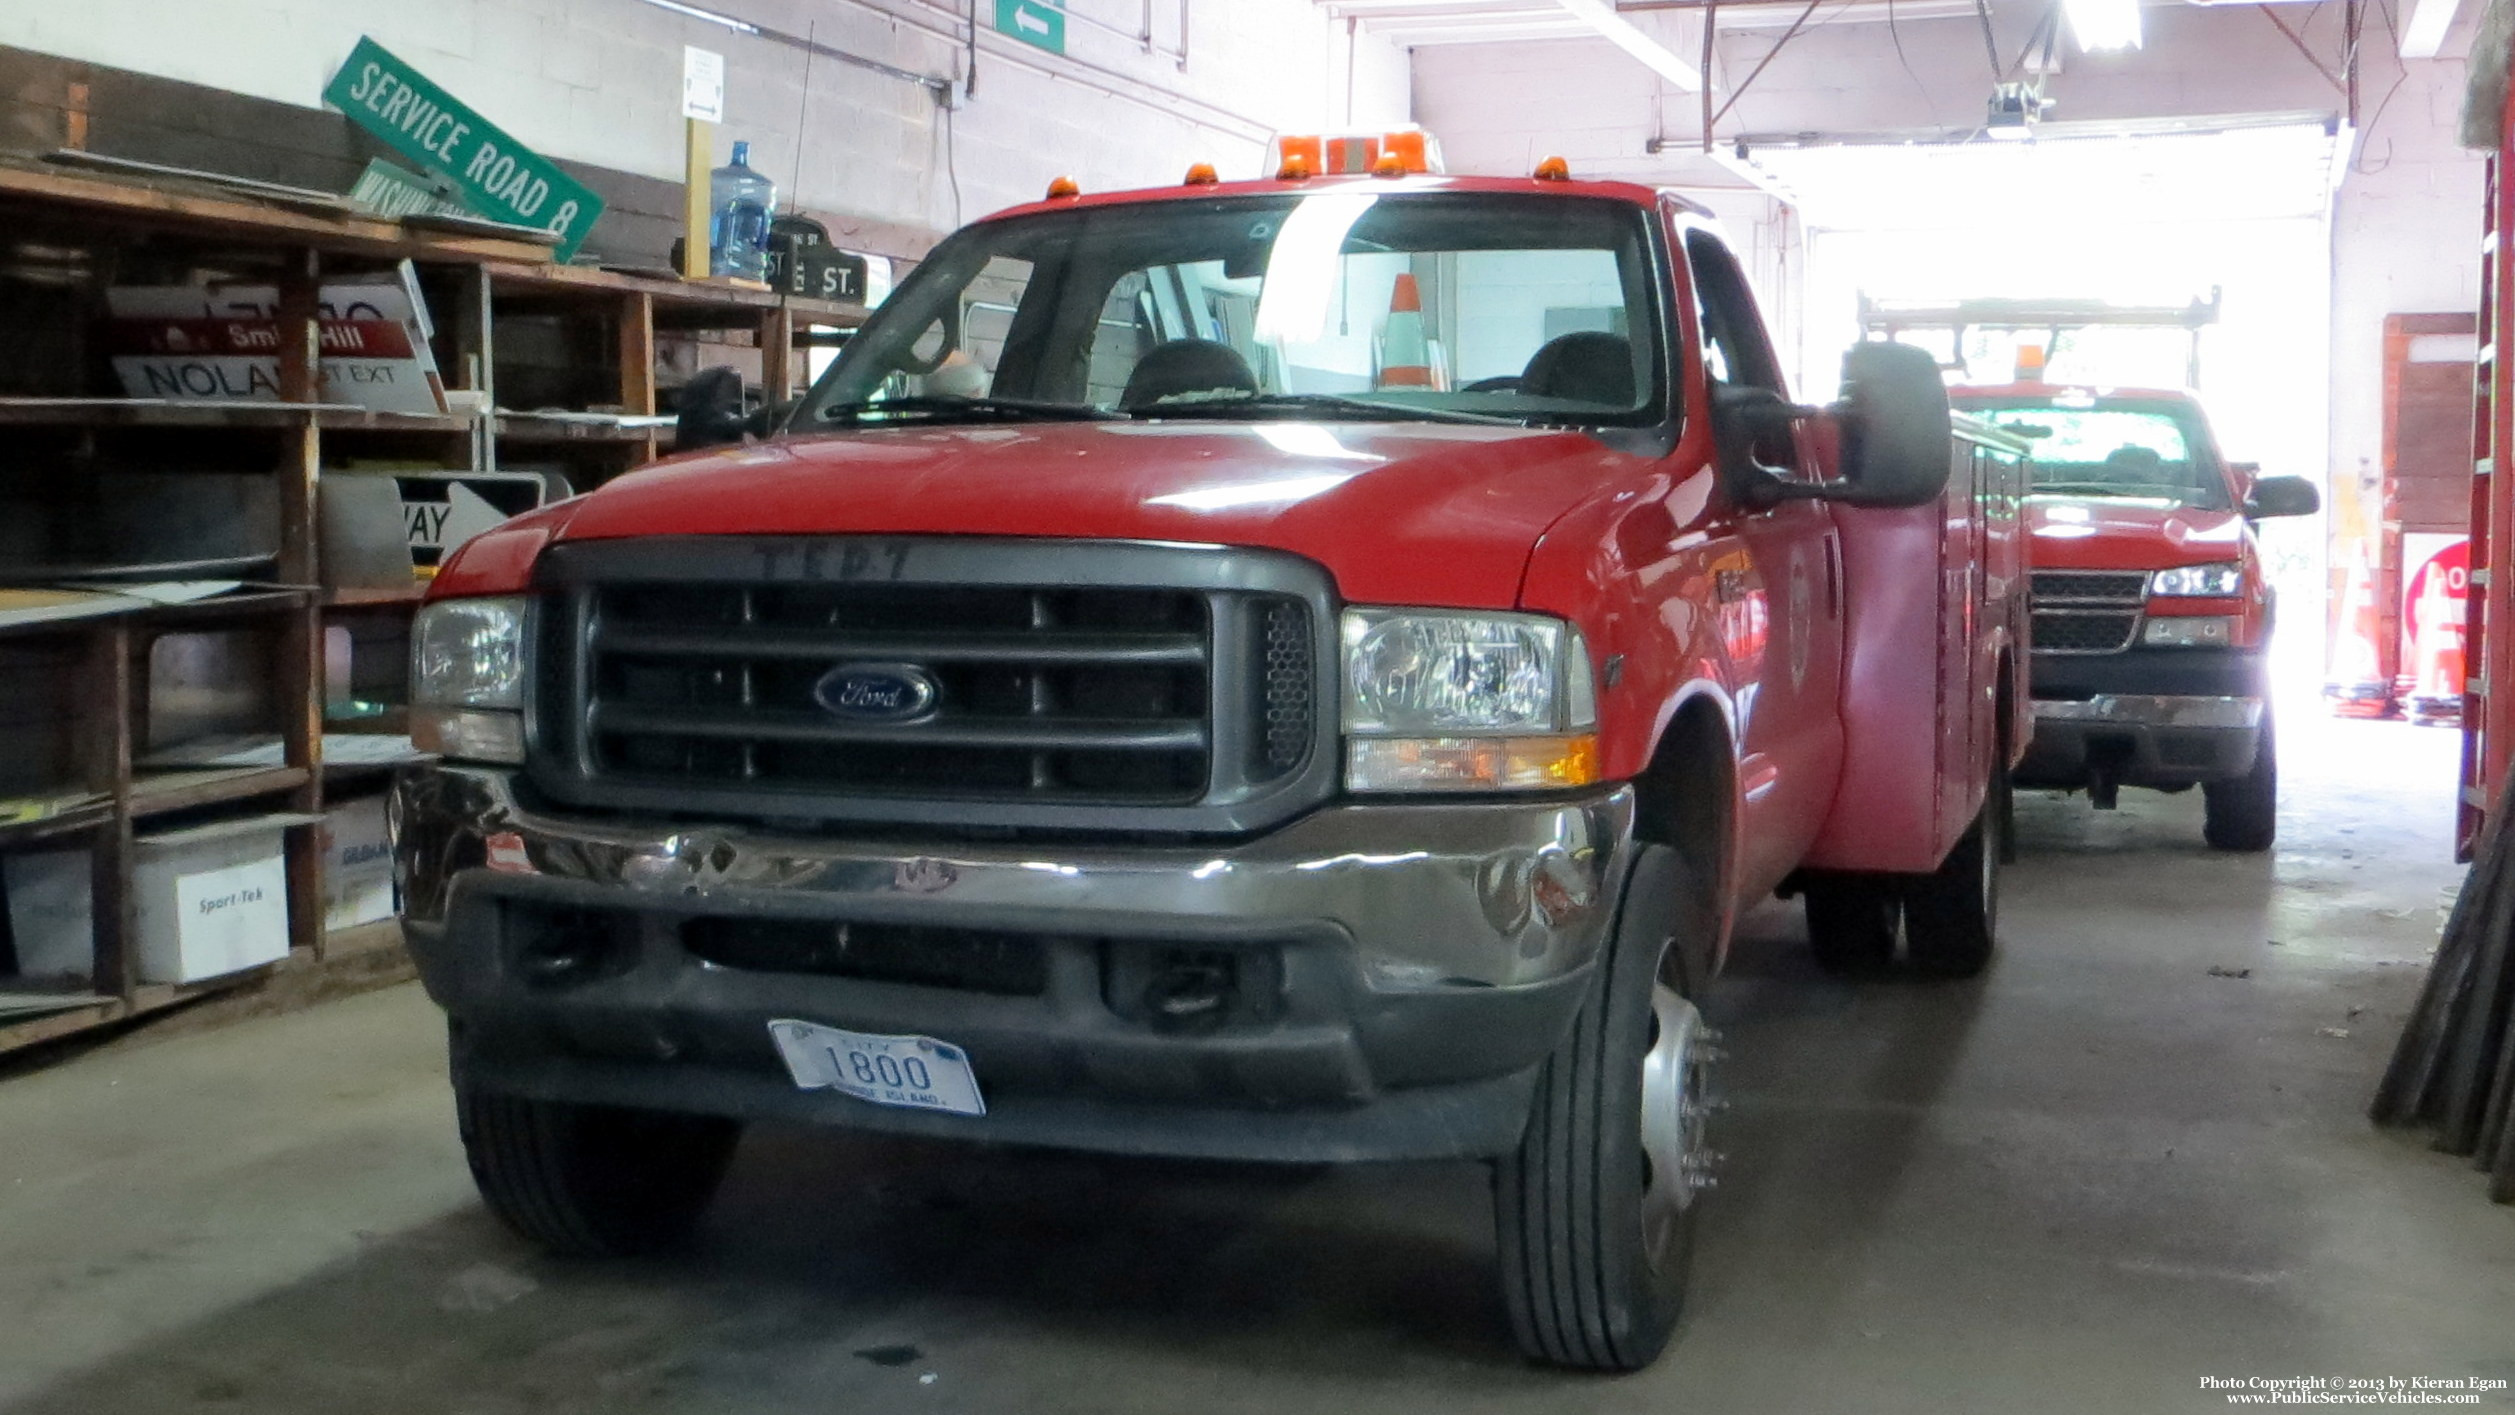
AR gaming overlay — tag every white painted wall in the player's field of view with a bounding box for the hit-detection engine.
[2,0,1409,236]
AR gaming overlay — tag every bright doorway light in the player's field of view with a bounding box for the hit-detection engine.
[2063,0,2143,50]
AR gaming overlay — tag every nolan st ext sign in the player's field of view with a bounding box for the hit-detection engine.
[323,37,604,260]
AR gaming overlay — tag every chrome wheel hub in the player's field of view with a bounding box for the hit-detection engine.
[1637,982,1721,1266]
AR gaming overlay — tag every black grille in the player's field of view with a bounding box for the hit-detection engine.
[526,538,1335,833]
[577,582,1213,803]
[2033,611,2141,653]
[684,916,1051,996]
[2033,570,2148,604]
[1256,599,1312,779]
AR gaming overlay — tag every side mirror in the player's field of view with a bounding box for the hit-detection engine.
[675,365,751,451]
[1709,382,1803,509]
[2246,474,2320,519]
[1830,340,1952,509]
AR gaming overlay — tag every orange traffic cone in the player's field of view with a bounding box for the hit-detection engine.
[2326,541,2397,718]
[2407,557,2468,726]
[1376,274,1435,389]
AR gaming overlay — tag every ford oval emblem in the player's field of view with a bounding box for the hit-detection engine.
[813,662,940,722]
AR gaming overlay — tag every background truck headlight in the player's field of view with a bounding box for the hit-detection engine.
[2149,562,2243,597]
[411,596,528,764]
[1341,609,1598,791]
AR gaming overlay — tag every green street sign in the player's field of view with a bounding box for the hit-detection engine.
[323,37,604,260]
[994,0,1065,54]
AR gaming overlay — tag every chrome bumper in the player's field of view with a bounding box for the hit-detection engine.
[2033,694,2264,732]
[387,766,1636,1161]
[2017,694,2264,786]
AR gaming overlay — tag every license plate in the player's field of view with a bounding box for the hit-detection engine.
[767,1019,987,1117]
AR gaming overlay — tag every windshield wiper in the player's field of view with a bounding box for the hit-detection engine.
[816,395,1119,424]
[1140,392,1526,427]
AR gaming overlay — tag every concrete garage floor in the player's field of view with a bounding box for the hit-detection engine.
[3,716,2512,1414]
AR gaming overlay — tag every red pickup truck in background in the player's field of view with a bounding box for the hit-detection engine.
[1951,385,2320,850]
[393,139,2028,1370]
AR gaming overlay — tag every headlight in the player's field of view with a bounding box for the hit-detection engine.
[2149,562,2243,597]
[411,596,527,763]
[1342,609,1598,791]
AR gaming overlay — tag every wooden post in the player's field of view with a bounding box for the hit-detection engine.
[683,118,714,279]
[275,250,328,960]
[84,619,134,1000]
[759,305,795,408]
[621,290,658,464]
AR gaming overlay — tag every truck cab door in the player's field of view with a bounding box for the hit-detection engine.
[1678,226,1847,899]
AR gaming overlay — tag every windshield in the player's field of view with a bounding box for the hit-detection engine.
[798,191,1666,428]
[1962,402,2230,510]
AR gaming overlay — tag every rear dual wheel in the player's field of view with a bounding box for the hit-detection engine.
[1800,794,2001,980]
[1496,844,1721,1371]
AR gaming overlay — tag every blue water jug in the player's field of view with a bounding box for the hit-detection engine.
[708,140,776,281]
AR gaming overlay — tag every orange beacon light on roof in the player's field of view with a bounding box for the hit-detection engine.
[1269,128,1444,179]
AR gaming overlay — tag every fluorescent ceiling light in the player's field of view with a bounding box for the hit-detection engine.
[2063,0,2142,50]
[1555,0,1705,91]
[2399,0,2461,59]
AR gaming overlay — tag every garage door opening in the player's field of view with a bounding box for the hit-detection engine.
[1730,113,2349,704]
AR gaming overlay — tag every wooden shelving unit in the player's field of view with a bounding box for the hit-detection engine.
[0,158,870,1054]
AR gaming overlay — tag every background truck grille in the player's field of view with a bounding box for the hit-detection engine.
[2033,611,2143,653]
[2031,570,2149,604]
[2031,570,2149,655]
[527,538,1336,834]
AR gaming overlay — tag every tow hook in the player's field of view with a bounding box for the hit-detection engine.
[2088,766,2120,810]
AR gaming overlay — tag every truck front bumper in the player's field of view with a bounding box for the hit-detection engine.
[2014,694,2264,788]
[391,766,1635,1164]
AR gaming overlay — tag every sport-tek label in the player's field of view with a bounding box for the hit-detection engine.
[323,36,604,259]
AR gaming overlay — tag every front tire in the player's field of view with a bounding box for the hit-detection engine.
[456,1084,742,1257]
[1495,844,1720,1371]
[2203,716,2277,852]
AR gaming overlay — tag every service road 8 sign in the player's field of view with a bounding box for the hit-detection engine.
[324,37,605,259]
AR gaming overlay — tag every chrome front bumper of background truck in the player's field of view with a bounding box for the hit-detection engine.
[2016,694,2265,787]
[390,766,1637,1163]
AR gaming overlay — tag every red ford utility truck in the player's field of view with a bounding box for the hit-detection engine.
[1950,384,2319,850]
[393,136,2028,1370]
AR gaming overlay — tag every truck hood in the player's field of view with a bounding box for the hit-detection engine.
[2025,495,2246,571]
[539,420,1639,607]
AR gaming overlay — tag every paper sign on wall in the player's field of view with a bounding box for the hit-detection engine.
[683,46,726,123]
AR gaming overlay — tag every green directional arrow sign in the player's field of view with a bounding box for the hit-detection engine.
[323,37,604,260]
[994,0,1065,54]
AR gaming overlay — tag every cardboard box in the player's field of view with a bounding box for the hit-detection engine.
[321,795,398,931]
[133,814,318,984]
[3,848,94,982]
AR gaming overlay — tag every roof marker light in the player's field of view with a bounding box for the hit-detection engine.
[1183,162,1219,185]
[1371,152,1407,178]
[1533,155,1571,181]
[1044,175,1081,200]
